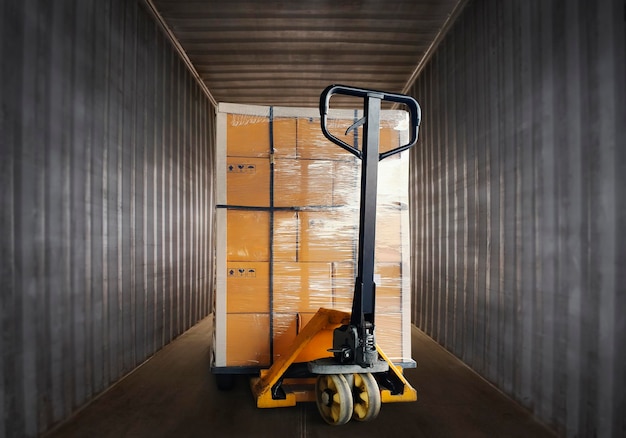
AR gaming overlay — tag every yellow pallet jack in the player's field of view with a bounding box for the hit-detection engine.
[247,85,422,425]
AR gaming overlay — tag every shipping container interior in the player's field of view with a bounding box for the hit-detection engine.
[1,0,624,437]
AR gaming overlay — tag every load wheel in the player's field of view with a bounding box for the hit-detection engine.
[352,373,381,422]
[315,374,354,425]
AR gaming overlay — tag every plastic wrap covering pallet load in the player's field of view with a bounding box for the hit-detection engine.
[212,102,415,376]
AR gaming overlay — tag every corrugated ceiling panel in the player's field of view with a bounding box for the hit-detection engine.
[151,0,462,107]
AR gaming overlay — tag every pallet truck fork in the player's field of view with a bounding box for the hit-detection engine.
[250,85,422,425]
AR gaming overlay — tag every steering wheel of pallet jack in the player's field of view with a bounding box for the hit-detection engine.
[352,373,381,422]
[316,374,354,425]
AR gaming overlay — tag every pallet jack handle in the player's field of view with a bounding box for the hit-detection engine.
[319,85,421,368]
[319,84,421,160]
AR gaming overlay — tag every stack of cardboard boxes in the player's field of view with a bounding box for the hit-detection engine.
[214,104,412,369]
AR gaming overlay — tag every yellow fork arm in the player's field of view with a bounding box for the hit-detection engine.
[250,307,417,407]
[376,344,418,403]
[251,308,350,408]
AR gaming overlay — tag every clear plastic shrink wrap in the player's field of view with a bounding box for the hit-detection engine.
[214,103,411,369]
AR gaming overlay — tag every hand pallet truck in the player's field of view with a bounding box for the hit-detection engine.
[246,85,422,425]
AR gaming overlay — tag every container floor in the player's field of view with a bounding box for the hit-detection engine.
[46,316,555,438]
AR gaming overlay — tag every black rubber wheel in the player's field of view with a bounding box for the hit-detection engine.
[215,373,236,391]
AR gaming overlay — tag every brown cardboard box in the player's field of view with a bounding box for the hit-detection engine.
[273,118,298,158]
[296,118,357,161]
[377,151,407,209]
[332,160,360,207]
[226,262,270,313]
[227,210,298,262]
[296,118,402,159]
[227,210,270,262]
[375,263,402,313]
[375,208,403,263]
[226,113,270,158]
[273,211,299,262]
[298,210,357,262]
[330,262,402,313]
[379,124,401,155]
[226,157,270,207]
[274,159,334,207]
[227,157,360,209]
[374,312,403,360]
[273,262,334,313]
[226,313,271,366]
[226,114,297,158]
[331,262,355,312]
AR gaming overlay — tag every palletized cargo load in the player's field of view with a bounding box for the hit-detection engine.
[211,86,421,424]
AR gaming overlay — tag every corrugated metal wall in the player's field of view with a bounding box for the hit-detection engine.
[408,0,625,437]
[0,1,215,436]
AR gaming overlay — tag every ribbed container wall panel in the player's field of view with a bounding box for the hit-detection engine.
[408,0,625,437]
[0,1,215,436]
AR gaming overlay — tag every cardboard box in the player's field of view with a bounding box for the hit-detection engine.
[379,124,402,155]
[332,160,360,207]
[276,158,361,208]
[296,118,404,159]
[226,313,271,366]
[298,210,357,262]
[329,262,402,313]
[296,117,357,161]
[226,206,401,265]
[226,114,297,158]
[273,262,334,313]
[274,159,334,207]
[377,150,409,208]
[226,262,270,313]
[331,262,356,312]
[375,208,403,263]
[374,312,403,360]
[273,211,299,262]
[227,210,297,262]
[227,113,270,157]
[273,118,298,158]
[375,263,402,313]
[227,210,270,262]
[227,158,358,209]
[226,157,270,207]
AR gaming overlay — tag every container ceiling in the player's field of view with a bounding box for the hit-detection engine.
[147,0,464,107]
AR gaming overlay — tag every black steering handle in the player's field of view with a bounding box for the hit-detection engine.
[319,84,421,160]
